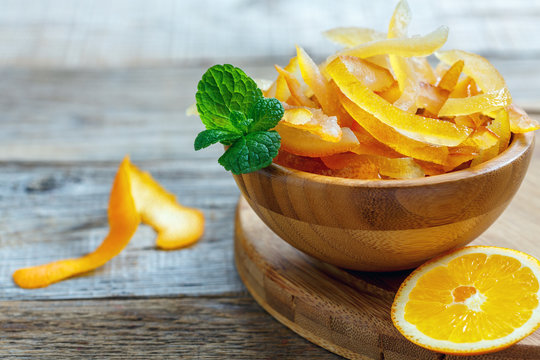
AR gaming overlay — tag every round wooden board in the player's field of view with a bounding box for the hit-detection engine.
[234,196,540,360]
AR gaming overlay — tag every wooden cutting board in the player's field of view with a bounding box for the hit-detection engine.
[234,196,540,360]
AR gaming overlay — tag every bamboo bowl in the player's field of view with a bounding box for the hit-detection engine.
[233,132,535,271]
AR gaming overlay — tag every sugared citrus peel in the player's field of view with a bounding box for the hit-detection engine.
[392,246,540,355]
[257,0,539,179]
[13,157,204,289]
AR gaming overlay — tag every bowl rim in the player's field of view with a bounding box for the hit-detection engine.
[262,131,535,188]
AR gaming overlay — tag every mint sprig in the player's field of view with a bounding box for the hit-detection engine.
[194,64,284,175]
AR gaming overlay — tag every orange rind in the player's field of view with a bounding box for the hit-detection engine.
[13,157,204,288]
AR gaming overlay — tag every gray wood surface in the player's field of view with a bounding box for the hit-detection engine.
[0,0,538,67]
[0,0,539,358]
[0,295,341,359]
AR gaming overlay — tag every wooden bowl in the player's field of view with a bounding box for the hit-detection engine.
[232,132,535,271]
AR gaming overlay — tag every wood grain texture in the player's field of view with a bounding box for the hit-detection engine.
[0,295,341,359]
[233,132,534,271]
[0,0,539,68]
[235,196,540,360]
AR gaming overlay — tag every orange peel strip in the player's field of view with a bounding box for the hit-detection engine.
[438,60,464,92]
[281,106,342,142]
[296,46,337,115]
[507,104,540,133]
[340,95,450,165]
[276,122,359,157]
[323,27,387,48]
[388,0,418,113]
[13,157,204,289]
[436,50,512,116]
[338,56,395,93]
[322,152,424,179]
[275,64,317,108]
[340,25,449,59]
[328,56,472,146]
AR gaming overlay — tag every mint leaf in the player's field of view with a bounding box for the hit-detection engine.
[194,64,284,174]
[196,64,262,131]
[194,129,242,150]
[248,97,284,132]
[229,110,252,134]
[218,131,281,174]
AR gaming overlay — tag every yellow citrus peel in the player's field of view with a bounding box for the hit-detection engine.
[328,56,473,146]
[13,157,204,289]
[259,0,538,180]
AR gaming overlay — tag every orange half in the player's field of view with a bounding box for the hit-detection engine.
[392,246,540,355]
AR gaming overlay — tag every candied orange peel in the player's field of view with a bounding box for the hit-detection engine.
[13,157,204,289]
[261,0,537,179]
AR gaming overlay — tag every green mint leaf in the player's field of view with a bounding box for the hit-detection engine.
[196,64,262,132]
[218,131,281,174]
[229,110,252,134]
[248,97,285,132]
[194,129,242,150]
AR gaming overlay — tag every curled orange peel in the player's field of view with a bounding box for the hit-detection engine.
[13,157,204,289]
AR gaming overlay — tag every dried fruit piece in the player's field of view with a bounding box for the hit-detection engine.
[469,110,511,167]
[507,104,540,133]
[387,0,419,113]
[321,152,424,179]
[328,56,472,146]
[341,95,450,165]
[416,82,450,115]
[275,64,317,107]
[438,60,465,92]
[340,25,449,59]
[323,27,386,48]
[273,150,329,174]
[296,46,342,117]
[13,157,205,288]
[276,122,359,157]
[351,125,403,158]
[337,56,395,92]
[436,50,512,116]
[281,106,342,142]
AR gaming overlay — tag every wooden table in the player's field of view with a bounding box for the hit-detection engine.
[0,1,539,358]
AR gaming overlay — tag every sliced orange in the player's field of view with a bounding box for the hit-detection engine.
[392,246,540,355]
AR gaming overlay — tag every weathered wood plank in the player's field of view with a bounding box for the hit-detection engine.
[0,295,341,359]
[0,0,538,67]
